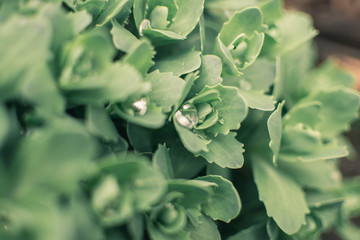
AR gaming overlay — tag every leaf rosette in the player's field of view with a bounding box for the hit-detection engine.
[172,83,247,168]
[214,7,267,75]
[133,0,205,45]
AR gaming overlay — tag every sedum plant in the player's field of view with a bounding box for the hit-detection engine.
[1,0,360,239]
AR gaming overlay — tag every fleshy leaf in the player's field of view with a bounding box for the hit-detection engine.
[122,38,155,77]
[153,144,174,179]
[154,50,201,77]
[63,63,150,105]
[215,7,266,73]
[186,214,221,240]
[267,101,284,165]
[252,154,309,234]
[279,160,341,189]
[197,175,241,222]
[147,70,185,112]
[95,0,133,26]
[0,15,51,100]
[167,179,216,209]
[189,55,223,98]
[169,142,207,179]
[0,105,9,147]
[199,132,245,169]
[85,105,119,142]
[299,88,360,138]
[113,102,166,129]
[205,85,248,135]
[174,118,210,154]
[238,89,275,111]
[227,223,268,240]
[111,19,139,52]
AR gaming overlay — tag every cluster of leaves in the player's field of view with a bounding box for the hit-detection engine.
[0,0,360,239]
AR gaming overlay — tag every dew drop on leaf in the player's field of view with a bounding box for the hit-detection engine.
[132,98,147,116]
[175,103,199,129]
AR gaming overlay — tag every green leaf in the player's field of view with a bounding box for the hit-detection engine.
[95,0,133,26]
[85,105,119,142]
[20,63,65,115]
[275,12,318,55]
[205,85,248,135]
[0,15,51,100]
[114,101,166,129]
[171,72,199,118]
[174,118,210,154]
[267,101,284,165]
[187,214,221,240]
[337,221,360,240]
[147,70,185,112]
[283,101,321,128]
[189,55,223,98]
[15,117,97,195]
[300,88,360,138]
[122,39,155,77]
[66,10,92,34]
[132,158,167,210]
[302,60,355,95]
[154,50,201,77]
[135,0,204,45]
[60,28,115,84]
[278,160,341,189]
[227,223,268,240]
[219,7,265,46]
[111,19,139,52]
[238,89,275,111]
[0,105,9,147]
[252,154,309,234]
[241,58,276,92]
[169,142,207,179]
[167,179,216,209]
[149,6,170,29]
[215,7,266,73]
[63,63,150,105]
[167,0,205,36]
[153,144,174,179]
[197,175,241,222]
[199,132,244,169]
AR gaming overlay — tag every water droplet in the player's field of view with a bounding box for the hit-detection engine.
[139,19,151,36]
[219,118,225,124]
[174,104,199,129]
[132,98,147,116]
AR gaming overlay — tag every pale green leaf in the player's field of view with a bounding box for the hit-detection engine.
[252,155,309,234]
[278,160,342,189]
[187,214,221,240]
[300,88,360,138]
[95,0,133,26]
[227,223,268,240]
[174,118,210,154]
[147,70,185,112]
[114,102,166,129]
[154,50,201,77]
[238,89,275,111]
[267,101,284,165]
[153,144,174,179]
[206,85,248,135]
[197,175,241,222]
[199,132,244,169]
[122,39,155,77]
[85,105,119,142]
[189,55,223,98]
[111,19,139,52]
